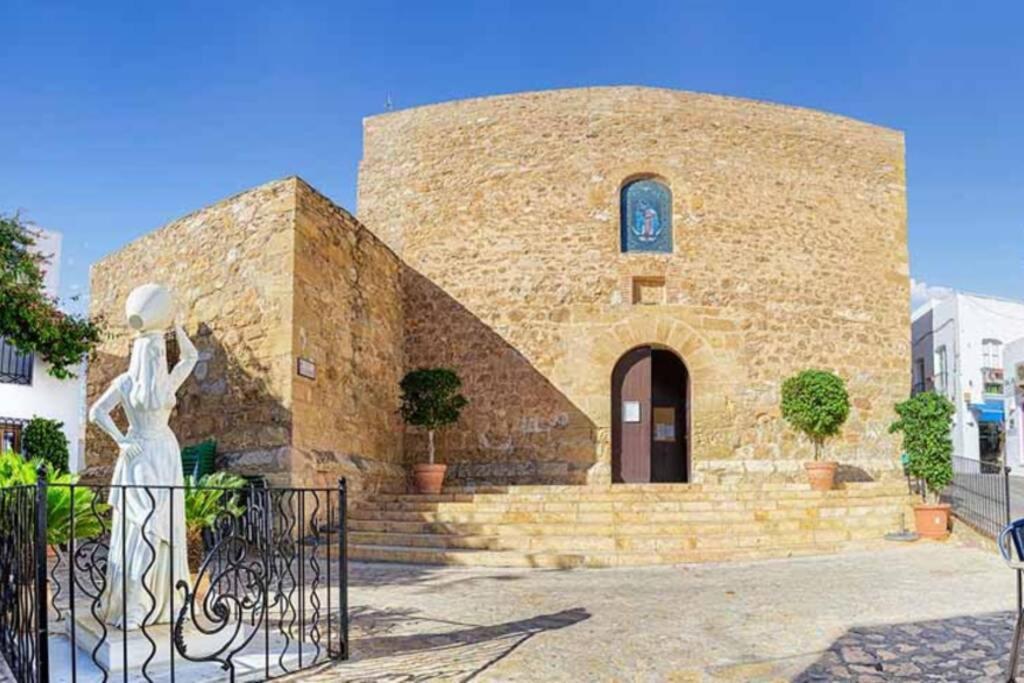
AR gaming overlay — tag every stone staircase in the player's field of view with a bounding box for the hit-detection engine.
[348,481,917,568]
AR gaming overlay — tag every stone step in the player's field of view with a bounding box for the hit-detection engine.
[367,484,910,505]
[347,514,904,537]
[348,538,891,568]
[348,503,910,526]
[349,523,897,553]
[354,495,912,514]
[349,483,915,568]
[438,482,908,495]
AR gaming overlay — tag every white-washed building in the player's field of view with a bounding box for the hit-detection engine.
[1002,339,1024,472]
[911,291,1024,469]
[0,229,85,470]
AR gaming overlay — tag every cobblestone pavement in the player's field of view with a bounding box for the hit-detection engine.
[796,612,1013,681]
[297,543,1018,682]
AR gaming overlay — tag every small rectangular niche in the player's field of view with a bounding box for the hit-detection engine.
[632,277,666,305]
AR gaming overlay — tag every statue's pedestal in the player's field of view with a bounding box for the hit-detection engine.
[68,613,240,672]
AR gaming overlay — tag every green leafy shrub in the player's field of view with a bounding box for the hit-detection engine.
[889,391,955,502]
[184,471,247,572]
[0,214,102,379]
[780,369,851,460]
[22,416,69,473]
[0,451,107,545]
[399,368,469,464]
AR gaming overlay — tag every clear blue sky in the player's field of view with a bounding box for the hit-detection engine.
[2,1,1021,313]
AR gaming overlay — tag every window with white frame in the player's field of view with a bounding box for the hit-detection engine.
[982,338,1003,369]
[935,346,949,397]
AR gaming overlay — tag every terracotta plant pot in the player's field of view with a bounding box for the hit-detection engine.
[413,463,447,494]
[804,461,838,492]
[913,502,951,540]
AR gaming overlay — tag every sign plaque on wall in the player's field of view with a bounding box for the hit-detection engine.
[297,357,316,380]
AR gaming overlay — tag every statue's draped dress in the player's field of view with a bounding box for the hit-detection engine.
[96,332,193,629]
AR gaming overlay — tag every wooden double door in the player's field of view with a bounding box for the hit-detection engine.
[611,346,689,483]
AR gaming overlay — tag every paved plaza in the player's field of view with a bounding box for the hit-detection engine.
[301,541,1020,682]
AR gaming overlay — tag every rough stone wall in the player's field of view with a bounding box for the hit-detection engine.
[358,86,910,484]
[87,177,406,498]
[87,179,298,483]
[290,180,406,495]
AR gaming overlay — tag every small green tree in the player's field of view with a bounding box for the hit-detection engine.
[889,391,955,502]
[780,369,851,461]
[22,416,69,473]
[0,214,102,379]
[399,368,468,465]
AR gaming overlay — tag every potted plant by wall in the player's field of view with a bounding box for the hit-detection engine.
[399,368,468,494]
[780,369,850,491]
[889,391,955,539]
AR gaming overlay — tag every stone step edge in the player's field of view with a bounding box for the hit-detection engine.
[348,540,893,567]
[358,496,914,509]
[367,487,912,502]
[428,482,907,494]
[347,508,912,524]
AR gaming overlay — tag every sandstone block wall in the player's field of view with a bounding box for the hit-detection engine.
[88,179,297,483]
[290,182,405,493]
[88,178,405,497]
[358,86,910,484]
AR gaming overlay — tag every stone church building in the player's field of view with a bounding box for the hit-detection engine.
[88,87,911,564]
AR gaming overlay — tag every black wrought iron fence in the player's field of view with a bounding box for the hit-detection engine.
[0,469,348,683]
[943,456,1012,539]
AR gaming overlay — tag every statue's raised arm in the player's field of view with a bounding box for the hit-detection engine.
[169,322,198,392]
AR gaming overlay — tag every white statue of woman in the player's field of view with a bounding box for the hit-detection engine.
[88,283,198,630]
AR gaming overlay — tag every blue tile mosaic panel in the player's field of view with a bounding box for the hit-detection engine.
[621,178,672,253]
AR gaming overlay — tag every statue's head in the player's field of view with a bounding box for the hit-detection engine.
[125,283,175,333]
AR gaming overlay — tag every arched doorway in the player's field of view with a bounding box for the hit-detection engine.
[611,346,689,483]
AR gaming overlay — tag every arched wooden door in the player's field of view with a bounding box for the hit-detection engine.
[612,346,689,483]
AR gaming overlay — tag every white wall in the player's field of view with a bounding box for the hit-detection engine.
[1004,338,1024,471]
[0,361,85,469]
[911,292,1024,463]
[0,229,85,470]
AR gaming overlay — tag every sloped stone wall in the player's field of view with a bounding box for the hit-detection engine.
[87,178,298,484]
[87,178,406,497]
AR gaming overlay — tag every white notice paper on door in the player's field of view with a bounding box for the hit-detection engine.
[623,401,641,423]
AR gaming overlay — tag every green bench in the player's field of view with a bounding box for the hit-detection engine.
[180,439,216,479]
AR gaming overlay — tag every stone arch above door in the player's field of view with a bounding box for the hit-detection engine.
[549,312,739,485]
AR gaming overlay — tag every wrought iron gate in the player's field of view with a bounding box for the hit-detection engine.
[0,469,348,682]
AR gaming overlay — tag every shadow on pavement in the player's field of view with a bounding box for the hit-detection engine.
[330,606,590,681]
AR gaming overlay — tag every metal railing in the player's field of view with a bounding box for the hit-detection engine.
[0,339,33,386]
[0,469,349,683]
[944,456,1012,539]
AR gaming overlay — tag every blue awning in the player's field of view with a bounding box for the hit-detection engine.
[973,399,1005,423]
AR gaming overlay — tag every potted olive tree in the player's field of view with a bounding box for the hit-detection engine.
[889,391,955,539]
[781,369,850,491]
[399,368,468,494]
